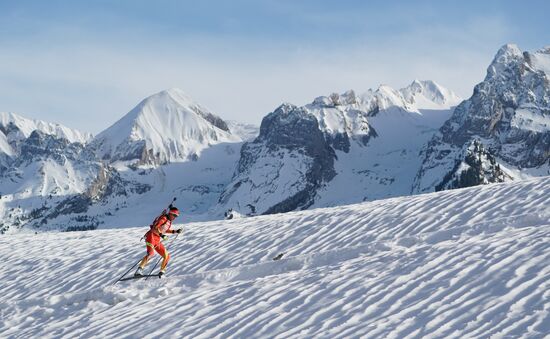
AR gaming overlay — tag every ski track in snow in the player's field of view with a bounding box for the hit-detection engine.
[1,177,549,338]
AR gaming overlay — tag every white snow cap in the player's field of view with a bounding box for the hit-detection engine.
[0,112,92,144]
[312,80,461,112]
[486,43,550,80]
[360,80,462,111]
[400,80,463,109]
[93,88,239,164]
[487,44,525,78]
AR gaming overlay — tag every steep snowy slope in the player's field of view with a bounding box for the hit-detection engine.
[310,80,462,206]
[226,120,259,141]
[1,177,548,338]
[91,88,240,165]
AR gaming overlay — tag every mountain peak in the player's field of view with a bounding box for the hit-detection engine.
[487,43,525,79]
[496,43,522,57]
[401,80,462,108]
[92,89,237,165]
[157,88,194,104]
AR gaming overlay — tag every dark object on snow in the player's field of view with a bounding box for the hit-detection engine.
[119,274,160,282]
[273,253,285,261]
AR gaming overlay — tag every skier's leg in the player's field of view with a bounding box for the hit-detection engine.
[156,243,170,273]
[135,241,155,276]
[138,241,156,269]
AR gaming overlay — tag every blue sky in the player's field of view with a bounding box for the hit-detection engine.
[1,0,549,133]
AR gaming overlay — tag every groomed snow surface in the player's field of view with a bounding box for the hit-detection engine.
[1,177,549,338]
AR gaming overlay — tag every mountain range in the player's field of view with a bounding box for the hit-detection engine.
[0,43,548,233]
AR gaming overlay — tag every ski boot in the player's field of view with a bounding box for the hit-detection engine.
[159,269,166,278]
[134,267,144,277]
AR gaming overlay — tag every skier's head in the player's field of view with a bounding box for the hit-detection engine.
[168,207,180,220]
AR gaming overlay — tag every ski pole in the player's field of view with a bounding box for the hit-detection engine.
[146,232,180,280]
[114,257,142,285]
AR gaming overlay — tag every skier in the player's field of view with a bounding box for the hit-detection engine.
[135,206,183,277]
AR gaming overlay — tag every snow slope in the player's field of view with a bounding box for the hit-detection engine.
[1,177,549,338]
[310,81,462,206]
[226,120,259,141]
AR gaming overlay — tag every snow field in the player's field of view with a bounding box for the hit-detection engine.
[0,177,549,338]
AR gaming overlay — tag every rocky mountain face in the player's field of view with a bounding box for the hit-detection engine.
[0,113,93,189]
[0,114,99,233]
[413,44,550,193]
[218,103,336,215]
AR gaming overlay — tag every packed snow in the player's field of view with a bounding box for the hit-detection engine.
[1,176,549,338]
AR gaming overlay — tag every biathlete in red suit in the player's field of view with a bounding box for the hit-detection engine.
[135,207,182,277]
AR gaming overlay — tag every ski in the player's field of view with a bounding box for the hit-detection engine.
[119,274,160,282]
[273,253,285,261]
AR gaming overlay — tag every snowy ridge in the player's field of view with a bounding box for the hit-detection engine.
[0,112,92,144]
[219,80,462,216]
[1,177,549,337]
[309,80,462,138]
[399,80,463,110]
[0,112,91,155]
[92,88,240,164]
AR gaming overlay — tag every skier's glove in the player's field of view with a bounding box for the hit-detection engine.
[161,234,168,241]
[175,228,183,234]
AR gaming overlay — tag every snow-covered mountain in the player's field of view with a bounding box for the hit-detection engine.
[218,103,337,215]
[0,113,100,233]
[0,114,93,194]
[0,112,91,164]
[219,80,462,215]
[0,90,248,233]
[91,88,240,165]
[2,176,548,337]
[1,44,549,233]
[414,44,550,193]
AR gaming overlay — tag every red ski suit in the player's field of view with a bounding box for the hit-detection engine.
[139,215,178,271]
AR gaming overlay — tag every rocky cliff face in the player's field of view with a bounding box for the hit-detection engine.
[218,103,336,215]
[414,44,550,193]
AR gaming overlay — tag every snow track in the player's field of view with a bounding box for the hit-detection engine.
[1,177,549,338]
